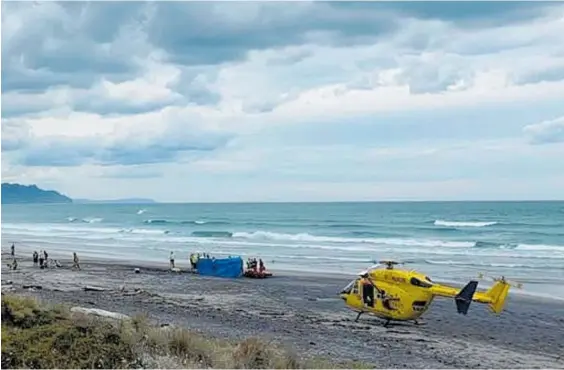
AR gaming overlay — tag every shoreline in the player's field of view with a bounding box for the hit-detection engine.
[2,249,564,368]
[4,241,564,304]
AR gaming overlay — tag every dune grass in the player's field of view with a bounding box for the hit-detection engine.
[1,294,371,369]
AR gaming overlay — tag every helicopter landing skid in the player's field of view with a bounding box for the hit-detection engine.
[354,313,392,328]
[354,311,363,322]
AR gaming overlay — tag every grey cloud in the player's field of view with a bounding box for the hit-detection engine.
[514,66,564,85]
[170,67,222,106]
[1,92,57,118]
[71,96,182,116]
[1,120,31,152]
[523,116,564,145]
[338,2,553,27]
[18,119,234,167]
[1,1,146,93]
[145,2,400,66]
[398,63,473,94]
[21,137,98,167]
[2,1,560,118]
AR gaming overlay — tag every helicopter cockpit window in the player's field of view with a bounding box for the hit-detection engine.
[410,277,433,288]
[352,279,360,294]
[340,280,356,295]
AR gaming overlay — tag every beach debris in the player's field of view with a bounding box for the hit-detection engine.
[1,284,15,293]
[122,288,145,296]
[160,323,176,330]
[83,285,106,292]
[70,306,130,321]
[134,268,140,274]
[23,284,43,290]
[170,267,182,273]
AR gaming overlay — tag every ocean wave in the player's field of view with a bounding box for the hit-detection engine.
[230,231,475,248]
[191,231,233,238]
[119,228,169,235]
[515,243,564,252]
[434,220,497,227]
[83,217,103,223]
[326,223,374,229]
[144,219,229,226]
[4,223,564,257]
[66,217,104,223]
[421,259,561,270]
[137,209,147,215]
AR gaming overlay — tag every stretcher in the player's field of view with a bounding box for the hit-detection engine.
[243,269,273,279]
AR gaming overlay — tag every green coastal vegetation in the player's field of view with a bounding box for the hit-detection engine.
[1,295,368,369]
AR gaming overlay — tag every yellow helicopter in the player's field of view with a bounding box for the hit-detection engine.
[339,260,522,327]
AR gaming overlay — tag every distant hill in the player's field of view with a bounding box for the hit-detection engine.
[73,198,156,204]
[1,183,73,204]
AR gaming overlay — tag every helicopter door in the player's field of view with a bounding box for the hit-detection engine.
[361,279,375,307]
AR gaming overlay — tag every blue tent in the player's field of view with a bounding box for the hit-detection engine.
[196,256,243,278]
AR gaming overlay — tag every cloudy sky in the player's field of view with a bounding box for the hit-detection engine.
[2,1,564,202]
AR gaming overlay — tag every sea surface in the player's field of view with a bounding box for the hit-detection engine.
[2,201,564,299]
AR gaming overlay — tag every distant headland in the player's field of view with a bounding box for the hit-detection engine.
[1,183,73,204]
[1,183,156,204]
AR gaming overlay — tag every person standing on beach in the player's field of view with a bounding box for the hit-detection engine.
[73,252,81,270]
[170,251,175,269]
[11,243,15,257]
[43,250,49,268]
[39,251,45,269]
[189,253,196,271]
[33,251,39,266]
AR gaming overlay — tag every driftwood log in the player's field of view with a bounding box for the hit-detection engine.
[83,285,106,292]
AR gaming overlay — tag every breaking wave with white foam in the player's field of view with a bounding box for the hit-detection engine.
[231,231,475,248]
[434,220,498,227]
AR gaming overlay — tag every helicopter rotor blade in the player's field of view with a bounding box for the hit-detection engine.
[476,272,523,289]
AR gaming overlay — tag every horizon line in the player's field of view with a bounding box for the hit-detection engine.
[72,199,564,204]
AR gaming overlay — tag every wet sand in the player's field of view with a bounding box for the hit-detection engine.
[2,253,564,369]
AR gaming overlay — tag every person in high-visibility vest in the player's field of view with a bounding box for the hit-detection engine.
[190,253,198,271]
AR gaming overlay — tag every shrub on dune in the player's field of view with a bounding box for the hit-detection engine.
[1,294,368,369]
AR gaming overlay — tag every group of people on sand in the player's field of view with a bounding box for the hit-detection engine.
[188,252,211,270]
[169,251,213,271]
[32,250,81,270]
[32,250,50,269]
[7,243,18,270]
[246,257,266,273]
[6,243,81,271]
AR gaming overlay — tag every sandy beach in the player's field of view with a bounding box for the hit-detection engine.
[2,250,563,369]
